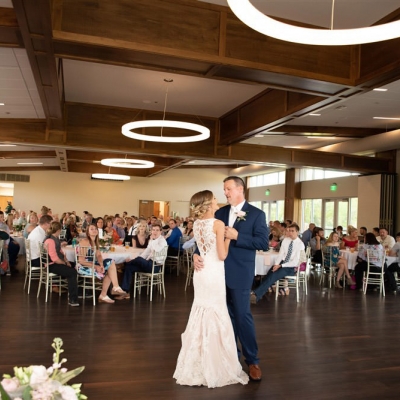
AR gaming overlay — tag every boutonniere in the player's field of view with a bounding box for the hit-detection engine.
[235,210,248,221]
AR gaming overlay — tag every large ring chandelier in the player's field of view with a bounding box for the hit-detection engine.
[227,0,400,46]
[122,120,210,143]
[101,158,155,168]
[121,79,210,143]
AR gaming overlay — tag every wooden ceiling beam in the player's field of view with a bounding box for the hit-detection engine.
[0,7,23,47]
[12,0,64,129]
[269,125,385,138]
[0,150,56,158]
[0,116,392,174]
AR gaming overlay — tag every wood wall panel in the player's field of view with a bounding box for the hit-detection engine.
[225,14,353,80]
[61,0,220,55]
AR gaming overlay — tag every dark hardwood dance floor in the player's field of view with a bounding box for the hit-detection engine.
[1,261,400,400]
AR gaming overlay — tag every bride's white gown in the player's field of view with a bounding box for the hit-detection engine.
[173,218,248,388]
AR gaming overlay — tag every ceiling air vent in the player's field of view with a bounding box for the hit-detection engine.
[0,173,30,182]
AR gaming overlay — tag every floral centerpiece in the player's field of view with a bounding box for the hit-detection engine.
[0,338,86,400]
[99,233,112,250]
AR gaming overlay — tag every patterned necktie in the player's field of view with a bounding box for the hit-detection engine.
[282,241,293,264]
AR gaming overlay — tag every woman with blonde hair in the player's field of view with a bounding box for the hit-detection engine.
[324,231,353,288]
[341,225,359,249]
[174,190,248,387]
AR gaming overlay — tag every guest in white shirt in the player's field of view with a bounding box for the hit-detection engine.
[377,228,395,250]
[28,215,53,266]
[387,232,400,292]
[120,223,167,293]
[251,223,304,303]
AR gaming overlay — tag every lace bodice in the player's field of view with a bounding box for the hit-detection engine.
[193,218,218,259]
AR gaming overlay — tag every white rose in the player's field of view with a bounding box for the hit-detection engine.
[1,377,20,392]
[29,365,49,387]
[59,385,78,400]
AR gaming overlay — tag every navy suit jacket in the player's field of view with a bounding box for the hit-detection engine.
[215,202,269,289]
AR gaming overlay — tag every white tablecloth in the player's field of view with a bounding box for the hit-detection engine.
[340,250,398,270]
[340,250,358,270]
[64,245,142,263]
[11,235,25,255]
[255,251,279,275]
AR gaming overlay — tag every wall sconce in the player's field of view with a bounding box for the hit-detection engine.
[330,182,337,192]
[265,189,270,196]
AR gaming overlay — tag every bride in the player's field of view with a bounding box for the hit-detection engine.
[173,190,248,388]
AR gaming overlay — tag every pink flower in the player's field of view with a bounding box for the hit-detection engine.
[1,377,20,392]
[235,210,248,221]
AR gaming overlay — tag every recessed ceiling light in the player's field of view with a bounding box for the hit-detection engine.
[0,103,4,106]
[373,117,400,120]
[306,136,336,139]
[309,113,321,116]
[17,162,43,165]
[373,88,388,92]
[0,144,16,147]
[254,134,263,138]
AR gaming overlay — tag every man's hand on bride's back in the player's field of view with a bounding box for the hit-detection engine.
[193,254,204,271]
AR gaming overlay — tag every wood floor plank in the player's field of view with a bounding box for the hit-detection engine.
[1,263,400,399]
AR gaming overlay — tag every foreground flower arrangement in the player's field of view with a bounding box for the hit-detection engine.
[0,338,86,400]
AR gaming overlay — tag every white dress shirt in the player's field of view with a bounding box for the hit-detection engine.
[275,237,305,268]
[229,200,246,227]
[140,235,167,261]
[28,225,46,260]
[377,235,395,249]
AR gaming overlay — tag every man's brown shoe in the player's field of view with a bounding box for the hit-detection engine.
[249,364,262,381]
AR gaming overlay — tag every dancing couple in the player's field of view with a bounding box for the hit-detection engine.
[173,176,269,388]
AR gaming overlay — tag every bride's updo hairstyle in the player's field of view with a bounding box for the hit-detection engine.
[190,190,213,219]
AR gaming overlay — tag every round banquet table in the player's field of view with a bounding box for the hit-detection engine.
[255,251,279,275]
[339,250,358,270]
[64,245,142,264]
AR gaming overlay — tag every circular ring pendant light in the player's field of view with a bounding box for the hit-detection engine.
[227,0,400,46]
[121,79,210,143]
[101,158,155,168]
[122,120,210,143]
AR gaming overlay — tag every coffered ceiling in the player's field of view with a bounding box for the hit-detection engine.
[0,0,399,177]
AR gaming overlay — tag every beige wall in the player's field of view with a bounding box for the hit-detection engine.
[357,175,381,230]
[248,184,285,202]
[11,169,229,218]
[301,176,358,199]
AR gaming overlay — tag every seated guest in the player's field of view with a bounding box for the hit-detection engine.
[323,232,353,288]
[372,227,380,237]
[386,232,400,292]
[166,218,182,256]
[27,215,53,267]
[96,217,104,238]
[310,227,326,264]
[131,223,149,249]
[65,216,78,244]
[23,212,38,238]
[77,223,128,303]
[341,225,359,249]
[0,211,19,275]
[39,205,50,218]
[120,223,167,294]
[103,217,120,243]
[354,233,385,290]
[377,227,395,250]
[5,213,14,230]
[269,228,281,249]
[335,225,344,239]
[113,216,126,240]
[301,223,315,248]
[250,224,304,303]
[183,219,194,238]
[359,226,367,237]
[43,221,79,306]
[82,213,93,231]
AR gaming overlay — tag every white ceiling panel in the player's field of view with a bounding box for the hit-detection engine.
[63,59,268,118]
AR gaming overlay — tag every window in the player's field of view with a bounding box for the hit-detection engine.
[249,200,284,222]
[301,198,357,234]
[300,168,359,182]
[248,171,285,188]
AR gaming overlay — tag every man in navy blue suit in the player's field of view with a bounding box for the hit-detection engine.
[194,176,269,381]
